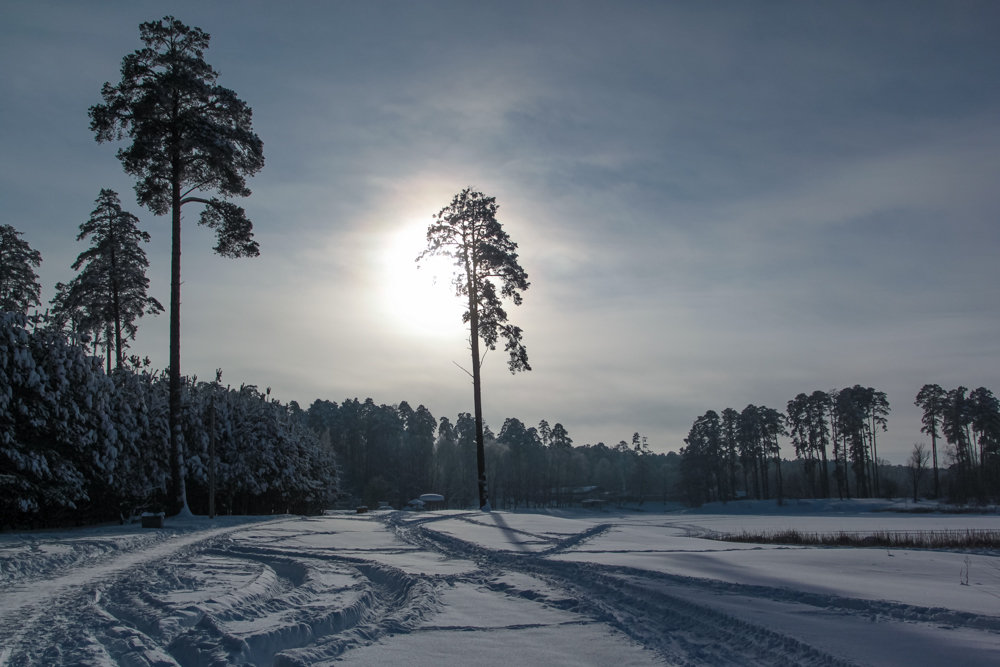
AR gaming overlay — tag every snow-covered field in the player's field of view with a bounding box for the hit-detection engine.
[1,501,998,666]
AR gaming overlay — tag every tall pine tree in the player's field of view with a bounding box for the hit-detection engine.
[418,188,530,510]
[90,16,264,514]
[915,383,946,498]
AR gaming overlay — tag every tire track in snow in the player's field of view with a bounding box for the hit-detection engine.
[243,545,440,666]
[0,516,447,666]
[10,513,994,665]
[105,540,443,666]
[591,562,1000,633]
[391,513,1000,665]
[438,513,614,555]
[0,518,293,666]
[541,523,614,555]
[387,513,855,666]
[273,561,442,667]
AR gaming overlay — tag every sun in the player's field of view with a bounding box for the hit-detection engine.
[380,221,465,338]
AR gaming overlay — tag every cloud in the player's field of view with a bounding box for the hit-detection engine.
[6,1,1000,463]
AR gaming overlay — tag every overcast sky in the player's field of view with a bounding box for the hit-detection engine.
[3,1,999,462]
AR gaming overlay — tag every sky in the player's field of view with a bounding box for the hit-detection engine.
[3,1,999,463]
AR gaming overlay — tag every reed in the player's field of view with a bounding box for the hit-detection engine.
[717,528,1000,549]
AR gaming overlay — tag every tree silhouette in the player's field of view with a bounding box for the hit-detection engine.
[418,188,530,510]
[720,408,741,500]
[908,443,929,502]
[835,386,870,497]
[48,279,88,345]
[807,390,833,498]
[787,392,832,498]
[787,394,816,495]
[942,386,973,498]
[968,387,1000,495]
[61,189,162,371]
[914,383,946,498]
[90,16,264,514]
[738,405,766,498]
[0,225,42,314]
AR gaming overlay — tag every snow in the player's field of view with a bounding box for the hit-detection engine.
[0,501,998,665]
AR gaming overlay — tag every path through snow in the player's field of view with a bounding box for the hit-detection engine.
[1,506,998,665]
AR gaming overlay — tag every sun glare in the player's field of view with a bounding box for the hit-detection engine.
[380,221,465,339]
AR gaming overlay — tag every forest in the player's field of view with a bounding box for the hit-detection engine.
[305,398,677,510]
[2,298,999,528]
[0,300,678,526]
[2,15,998,528]
[679,385,1000,507]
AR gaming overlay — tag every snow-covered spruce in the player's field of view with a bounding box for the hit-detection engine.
[0,314,338,527]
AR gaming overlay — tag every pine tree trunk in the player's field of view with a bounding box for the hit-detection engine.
[113,315,122,369]
[759,455,769,499]
[774,443,783,505]
[209,390,216,519]
[110,238,123,370]
[820,445,830,498]
[469,289,489,510]
[105,327,112,375]
[931,431,939,498]
[869,415,881,497]
[843,436,852,498]
[169,170,186,514]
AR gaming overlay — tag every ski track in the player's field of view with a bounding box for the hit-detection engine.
[1,512,998,665]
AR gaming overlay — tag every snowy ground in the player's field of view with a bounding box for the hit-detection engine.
[1,500,998,666]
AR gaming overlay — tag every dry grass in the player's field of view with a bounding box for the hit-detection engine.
[873,506,999,515]
[717,528,1000,549]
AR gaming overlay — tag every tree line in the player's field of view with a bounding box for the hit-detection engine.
[680,384,1000,506]
[306,399,679,510]
[914,383,1000,502]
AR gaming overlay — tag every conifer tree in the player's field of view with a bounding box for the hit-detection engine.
[90,16,264,513]
[915,383,946,497]
[787,394,814,493]
[418,188,530,510]
[65,189,162,370]
[720,407,741,500]
[807,390,832,498]
[48,279,88,345]
[0,225,42,314]
[788,393,829,497]
[968,387,1000,496]
[943,386,975,498]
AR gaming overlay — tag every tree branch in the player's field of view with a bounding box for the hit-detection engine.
[452,360,473,379]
